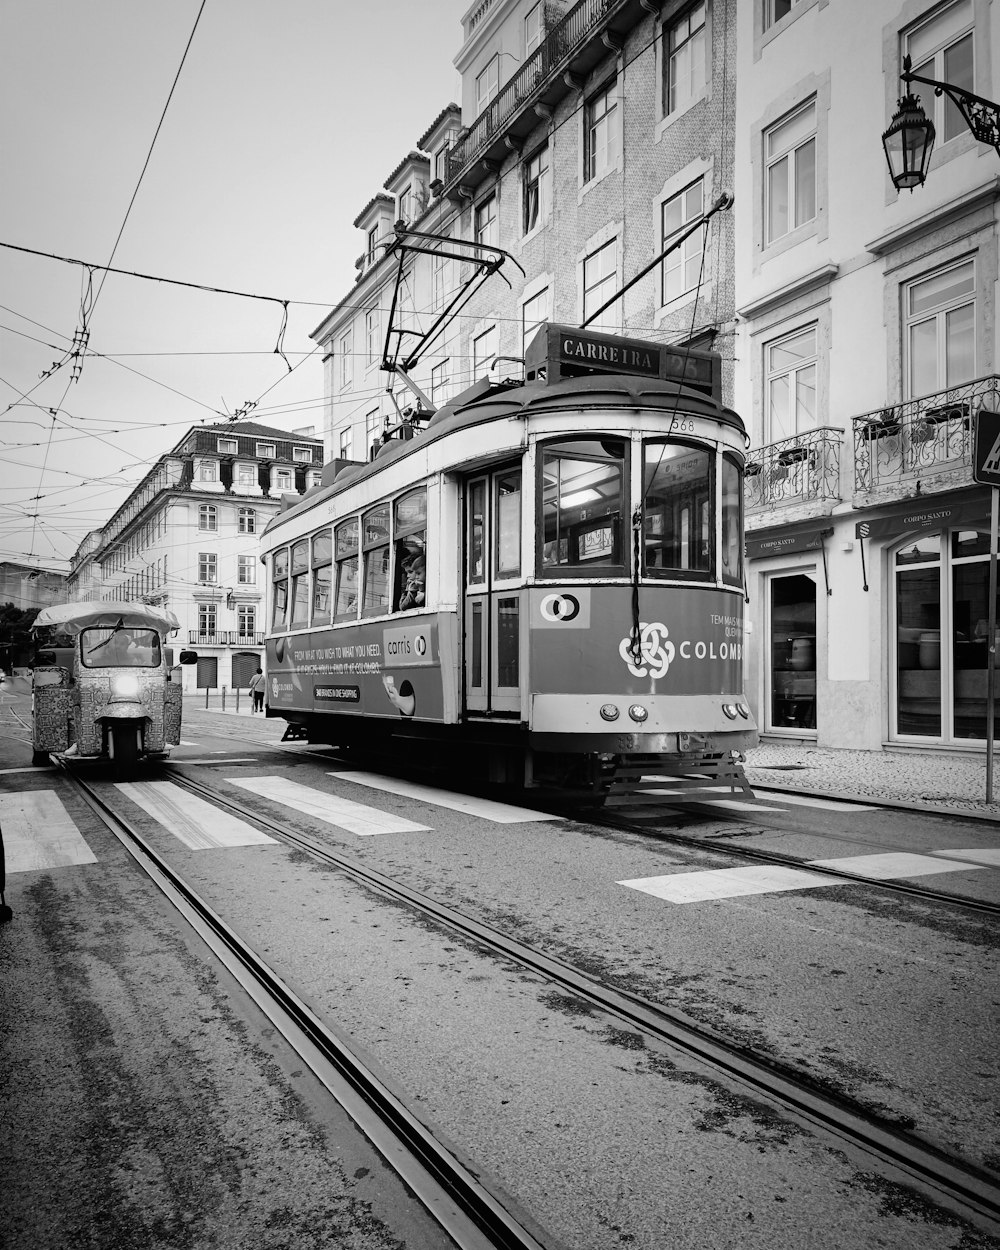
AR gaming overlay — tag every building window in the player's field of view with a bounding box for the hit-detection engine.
[238,555,256,585]
[274,468,293,493]
[661,178,705,305]
[198,504,217,532]
[256,442,275,458]
[432,232,449,308]
[238,507,256,534]
[366,304,380,365]
[367,225,379,267]
[431,360,450,405]
[523,144,549,234]
[664,3,706,116]
[765,324,818,443]
[196,459,217,483]
[237,604,256,638]
[582,238,618,330]
[473,326,498,379]
[339,329,353,390]
[293,447,313,463]
[217,437,238,455]
[198,603,216,636]
[904,1,973,145]
[366,408,382,456]
[764,0,804,29]
[765,99,816,244]
[235,462,257,490]
[476,55,500,114]
[522,287,550,356]
[904,258,975,399]
[584,80,617,184]
[339,426,352,459]
[198,552,217,584]
[525,1,544,53]
[475,194,498,249]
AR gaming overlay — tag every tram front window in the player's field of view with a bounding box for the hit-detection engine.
[540,438,625,573]
[643,442,712,577]
[82,627,161,668]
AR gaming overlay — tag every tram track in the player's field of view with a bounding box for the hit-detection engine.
[141,760,1000,1234]
[56,760,548,1250]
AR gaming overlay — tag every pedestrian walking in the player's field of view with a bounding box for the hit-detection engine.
[249,667,265,713]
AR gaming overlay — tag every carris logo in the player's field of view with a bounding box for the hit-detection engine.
[619,622,675,679]
[539,593,580,622]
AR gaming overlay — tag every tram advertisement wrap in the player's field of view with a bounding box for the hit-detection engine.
[529,585,744,694]
[265,617,449,720]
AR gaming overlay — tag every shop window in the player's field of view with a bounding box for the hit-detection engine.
[362,504,391,615]
[541,438,626,574]
[289,540,310,629]
[895,537,941,736]
[335,519,359,619]
[393,489,427,611]
[642,442,713,577]
[312,529,332,626]
[770,573,817,731]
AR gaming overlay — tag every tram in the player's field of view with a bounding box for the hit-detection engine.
[260,323,757,798]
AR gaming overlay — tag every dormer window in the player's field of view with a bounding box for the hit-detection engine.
[256,442,276,458]
[273,468,293,493]
[367,226,380,266]
[217,437,238,455]
[196,459,217,483]
[293,447,313,463]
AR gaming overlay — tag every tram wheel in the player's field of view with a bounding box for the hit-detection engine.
[110,724,139,779]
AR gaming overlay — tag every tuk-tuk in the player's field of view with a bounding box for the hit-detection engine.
[30,601,195,775]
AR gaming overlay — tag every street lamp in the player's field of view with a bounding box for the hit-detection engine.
[883,54,1000,191]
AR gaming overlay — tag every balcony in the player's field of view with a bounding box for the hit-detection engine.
[745,427,843,519]
[853,376,1000,504]
[187,631,264,647]
[444,0,648,194]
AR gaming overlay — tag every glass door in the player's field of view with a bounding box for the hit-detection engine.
[463,467,523,714]
[768,572,817,733]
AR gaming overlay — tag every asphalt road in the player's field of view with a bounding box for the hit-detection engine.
[2,682,998,1249]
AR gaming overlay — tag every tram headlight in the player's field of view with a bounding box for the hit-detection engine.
[721,702,739,720]
[599,704,620,722]
[628,704,648,723]
[112,674,140,698]
[736,703,750,719]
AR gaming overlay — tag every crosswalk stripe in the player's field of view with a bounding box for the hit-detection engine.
[333,771,562,824]
[933,847,1000,867]
[229,776,430,836]
[116,781,276,850]
[809,852,985,879]
[0,765,55,775]
[619,865,843,904]
[754,791,878,813]
[0,790,97,871]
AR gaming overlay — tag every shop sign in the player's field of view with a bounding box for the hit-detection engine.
[745,526,831,560]
[855,494,989,541]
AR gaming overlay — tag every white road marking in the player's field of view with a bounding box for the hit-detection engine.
[174,757,258,764]
[115,781,276,849]
[933,846,1000,867]
[0,791,97,871]
[619,864,842,904]
[229,776,429,836]
[333,771,563,824]
[810,852,985,879]
[0,765,55,774]
[754,791,879,813]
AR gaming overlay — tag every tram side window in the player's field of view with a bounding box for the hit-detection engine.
[642,441,712,578]
[720,453,743,587]
[311,529,333,626]
[289,540,310,629]
[495,470,521,578]
[540,438,625,573]
[272,548,289,631]
[335,519,359,619]
[363,504,391,615]
[394,488,427,611]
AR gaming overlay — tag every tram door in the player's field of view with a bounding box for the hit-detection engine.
[464,467,522,714]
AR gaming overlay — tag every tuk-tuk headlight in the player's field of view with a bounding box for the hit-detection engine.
[112,674,140,698]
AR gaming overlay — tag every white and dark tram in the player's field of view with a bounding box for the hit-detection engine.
[260,323,757,798]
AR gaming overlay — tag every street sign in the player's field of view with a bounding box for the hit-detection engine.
[972,409,1000,485]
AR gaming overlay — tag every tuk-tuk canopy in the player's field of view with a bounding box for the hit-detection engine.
[33,600,180,638]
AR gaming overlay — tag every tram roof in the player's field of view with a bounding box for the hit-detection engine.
[34,600,181,635]
[265,369,745,536]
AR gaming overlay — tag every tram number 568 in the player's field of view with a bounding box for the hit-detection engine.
[668,417,696,434]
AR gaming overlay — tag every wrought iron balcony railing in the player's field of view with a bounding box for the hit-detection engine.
[445,0,622,185]
[745,427,843,512]
[187,631,264,646]
[853,376,1000,494]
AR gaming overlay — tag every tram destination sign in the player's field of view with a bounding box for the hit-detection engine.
[972,409,1000,486]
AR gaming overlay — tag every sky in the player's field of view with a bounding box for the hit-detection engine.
[0,0,465,573]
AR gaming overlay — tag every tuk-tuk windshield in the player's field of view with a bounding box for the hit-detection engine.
[81,627,162,668]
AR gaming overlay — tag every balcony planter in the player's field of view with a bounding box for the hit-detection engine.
[776,447,809,467]
[744,461,762,477]
[910,419,938,443]
[861,416,900,441]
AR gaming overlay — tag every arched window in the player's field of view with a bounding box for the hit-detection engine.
[198,504,217,532]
